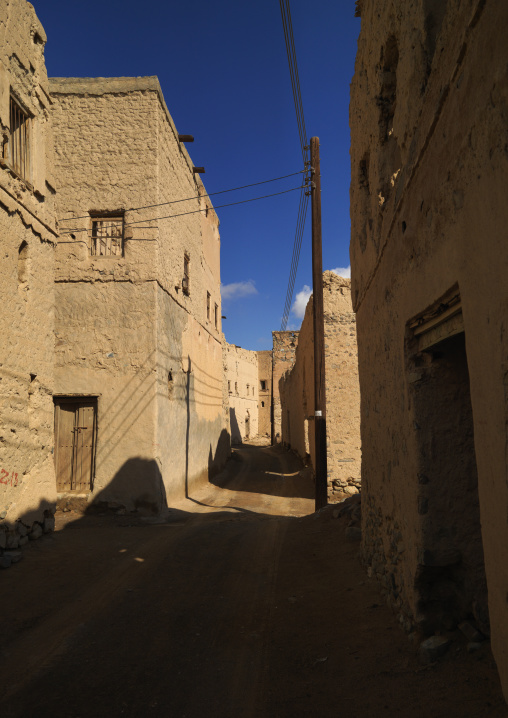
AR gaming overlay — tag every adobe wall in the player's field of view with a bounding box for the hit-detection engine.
[0,0,57,548]
[257,350,272,437]
[153,85,226,498]
[279,273,361,498]
[225,344,259,444]
[271,331,298,443]
[50,78,227,510]
[351,0,508,698]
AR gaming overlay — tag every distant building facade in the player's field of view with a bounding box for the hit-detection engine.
[279,273,361,499]
[257,350,272,437]
[351,0,508,698]
[271,331,298,443]
[50,77,228,511]
[225,343,259,444]
[0,0,57,541]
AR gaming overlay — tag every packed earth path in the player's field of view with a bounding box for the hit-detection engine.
[0,441,506,718]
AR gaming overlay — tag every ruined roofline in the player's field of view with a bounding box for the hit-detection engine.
[48,75,218,222]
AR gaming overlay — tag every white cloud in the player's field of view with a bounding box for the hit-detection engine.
[221,280,258,301]
[330,265,351,278]
[291,284,312,319]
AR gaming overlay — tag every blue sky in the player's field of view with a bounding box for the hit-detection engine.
[34,0,360,350]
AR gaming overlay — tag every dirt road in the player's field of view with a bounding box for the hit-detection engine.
[1,443,506,717]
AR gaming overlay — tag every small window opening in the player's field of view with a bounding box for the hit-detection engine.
[261,401,265,408]
[18,241,28,284]
[260,380,266,391]
[228,380,231,393]
[206,291,211,320]
[214,303,218,329]
[9,97,30,181]
[90,214,124,256]
[168,370,174,399]
[183,254,190,294]
[235,382,238,394]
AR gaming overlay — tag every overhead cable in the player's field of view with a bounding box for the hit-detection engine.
[57,170,305,223]
[59,185,305,235]
[279,0,308,163]
[279,0,310,329]
[281,188,309,330]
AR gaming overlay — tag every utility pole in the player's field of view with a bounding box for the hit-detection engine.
[310,137,328,511]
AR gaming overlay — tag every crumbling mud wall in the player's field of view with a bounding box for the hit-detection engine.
[225,344,259,444]
[0,0,58,557]
[257,350,272,437]
[271,331,298,443]
[279,273,361,499]
[50,77,227,511]
[350,0,508,697]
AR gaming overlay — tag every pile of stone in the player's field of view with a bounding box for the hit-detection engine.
[0,514,55,569]
[329,475,361,498]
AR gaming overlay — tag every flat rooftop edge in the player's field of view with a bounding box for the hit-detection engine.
[48,76,161,95]
[48,76,218,222]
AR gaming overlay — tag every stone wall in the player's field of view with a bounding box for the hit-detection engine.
[351,0,508,698]
[257,350,272,437]
[279,273,361,499]
[271,331,298,443]
[225,344,259,444]
[50,77,227,511]
[0,0,57,559]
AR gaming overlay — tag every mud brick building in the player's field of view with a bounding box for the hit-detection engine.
[50,77,228,512]
[256,350,272,438]
[271,330,298,443]
[350,0,508,697]
[225,343,259,444]
[279,273,361,499]
[0,0,57,543]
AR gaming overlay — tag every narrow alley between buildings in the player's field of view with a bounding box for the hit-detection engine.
[0,443,505,718]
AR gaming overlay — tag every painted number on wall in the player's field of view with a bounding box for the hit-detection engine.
[0,470,19,486]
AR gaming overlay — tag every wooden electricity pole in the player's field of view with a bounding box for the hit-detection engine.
[310,137,328,511]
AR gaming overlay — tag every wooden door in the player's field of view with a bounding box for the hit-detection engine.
[55,399,96,492]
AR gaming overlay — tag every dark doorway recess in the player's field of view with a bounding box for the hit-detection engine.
[411,331,489,636]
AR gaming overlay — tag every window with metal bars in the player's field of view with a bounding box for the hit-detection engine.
[9,97,30,181]
[183,254,190,295]
[89,215,124,256]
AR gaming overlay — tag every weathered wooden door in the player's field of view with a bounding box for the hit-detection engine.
[54,399,96,492]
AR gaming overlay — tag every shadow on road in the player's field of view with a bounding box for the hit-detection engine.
[208,442,314,502]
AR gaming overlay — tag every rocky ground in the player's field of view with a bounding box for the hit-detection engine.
[0,443,506,717]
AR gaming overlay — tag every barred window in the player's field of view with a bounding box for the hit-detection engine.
[9,97,30,181]
[183,254,190,295]
[89,215,124,256]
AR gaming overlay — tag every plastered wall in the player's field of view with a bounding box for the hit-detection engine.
[351,0,508,698]
[225,344,259,444]
[271,331,298,443]
[257,350,272,437]
[51,77,227,510]
[279,273,361,498]
[0,0,57,537]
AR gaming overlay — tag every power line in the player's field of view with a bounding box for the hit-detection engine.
[59,185,305,235]
[281,188,309,330]
[279,0,310,329]
[279,0,308,163]
[57,170,305,223]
